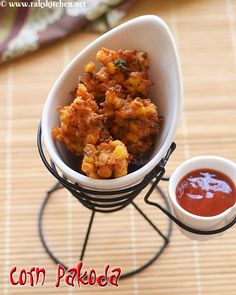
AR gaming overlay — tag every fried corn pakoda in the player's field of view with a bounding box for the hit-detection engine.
[112,98,160,158]
[83,48,151,99]
[52,48,161,179]
[52,84,110,156]
[100,85,160,158]
[82,140,129,179]
[100,85,127,121]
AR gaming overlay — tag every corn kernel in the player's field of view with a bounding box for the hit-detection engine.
[86,134,96,144]
[61,112,69,124]
[83,156,94,164]
[128,77,140,88]
[135,106,146,115]
[96,49,107,62]
[81,162,94,173]
[112,145,128,160]
[107,62,116,74]
[85,61,95,73]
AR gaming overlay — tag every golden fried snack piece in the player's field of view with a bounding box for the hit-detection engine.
[99,85,160,158]
[126,71,151,97]
[52,84,110,156]
[82,140,129,179]
[83,48,151,99]
[96,48,149,71]
[100,85,127,120]
[111,98,161,159]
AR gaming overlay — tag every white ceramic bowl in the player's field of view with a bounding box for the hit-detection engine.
[168,156,236,240]
[42,15,182,193]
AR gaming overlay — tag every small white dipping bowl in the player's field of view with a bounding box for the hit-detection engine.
[42,15,182,195]
[168,156,236,241]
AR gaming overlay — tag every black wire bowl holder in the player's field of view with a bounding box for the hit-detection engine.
[37,123,236,279]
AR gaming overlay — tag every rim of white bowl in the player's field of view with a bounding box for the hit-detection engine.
[42,15,183,190]
[168,156,236,221]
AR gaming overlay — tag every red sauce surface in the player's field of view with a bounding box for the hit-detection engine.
[176,169,236,217]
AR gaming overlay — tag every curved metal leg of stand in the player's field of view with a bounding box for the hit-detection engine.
[131,201,169,243]
[80,210,95,261]
[38,182,68,270]
[38,182,172,279]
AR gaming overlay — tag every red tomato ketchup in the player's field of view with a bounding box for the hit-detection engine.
[176,169,236,217]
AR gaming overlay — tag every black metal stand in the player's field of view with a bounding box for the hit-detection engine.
[37,122,236,279]
[38,180,173,279]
